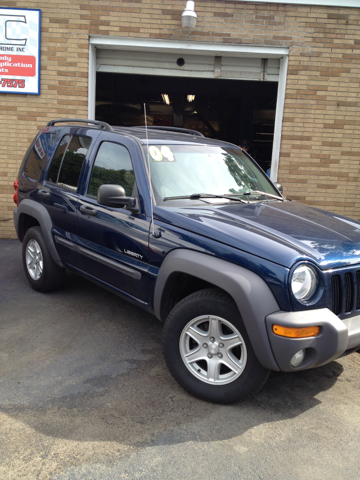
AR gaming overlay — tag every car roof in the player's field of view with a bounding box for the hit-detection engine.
[44,119,240,149]
[112,126,238,148]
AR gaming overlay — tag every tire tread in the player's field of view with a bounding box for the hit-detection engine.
[163,287,270,404]
[22,226,66,292]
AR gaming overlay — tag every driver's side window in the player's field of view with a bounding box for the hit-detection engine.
[88,142,135,197]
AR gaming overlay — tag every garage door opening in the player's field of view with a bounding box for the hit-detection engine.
[95,72,278,173]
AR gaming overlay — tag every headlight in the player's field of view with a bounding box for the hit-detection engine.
[291,264,318,304]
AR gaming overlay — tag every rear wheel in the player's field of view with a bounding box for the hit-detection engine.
[163,288,269,403]
[22,227,66,292]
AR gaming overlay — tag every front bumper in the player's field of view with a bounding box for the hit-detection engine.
[265,308,360,372]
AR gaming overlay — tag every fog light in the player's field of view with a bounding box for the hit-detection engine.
[290,349,305,367]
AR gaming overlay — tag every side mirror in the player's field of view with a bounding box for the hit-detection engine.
[97,184,137,210]
[274,182,283,194]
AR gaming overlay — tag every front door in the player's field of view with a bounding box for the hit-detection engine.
[77,137,151,303]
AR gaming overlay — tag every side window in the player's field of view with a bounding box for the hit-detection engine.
[47,135,71,183]
[88,142,135,198]
[23,133,56,180]
[47,135,91,190]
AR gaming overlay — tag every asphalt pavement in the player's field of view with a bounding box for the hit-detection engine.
[0,239,360,480]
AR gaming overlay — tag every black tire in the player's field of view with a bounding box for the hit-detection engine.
[162,288,270,404]
[22,226,66,292]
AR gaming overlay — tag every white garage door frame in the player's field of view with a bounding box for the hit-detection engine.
[88,37,289,183]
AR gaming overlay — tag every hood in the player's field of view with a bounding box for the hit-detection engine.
[154,200,360,269]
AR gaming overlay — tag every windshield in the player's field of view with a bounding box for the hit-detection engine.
[143,144,280,205]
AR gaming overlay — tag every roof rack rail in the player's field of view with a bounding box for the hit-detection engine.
[46,119,113,132]
[136,126,204,137]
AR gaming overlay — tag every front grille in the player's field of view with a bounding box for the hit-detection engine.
[331,275,341,315]
[344,273,353,313]
[356,271,360,310]
[331,269,360,316]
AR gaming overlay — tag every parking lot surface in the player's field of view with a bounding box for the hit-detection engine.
[1,239,360,480]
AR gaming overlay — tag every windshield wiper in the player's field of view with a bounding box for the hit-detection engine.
[242,190,284,201]
[163,193,248,204]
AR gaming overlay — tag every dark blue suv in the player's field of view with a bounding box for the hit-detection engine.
[13,119,360,403]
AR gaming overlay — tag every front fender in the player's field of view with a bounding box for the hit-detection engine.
[154,249,281,371]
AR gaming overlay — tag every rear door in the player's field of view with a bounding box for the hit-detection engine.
[37,128,100,268]
[77,134,151,304]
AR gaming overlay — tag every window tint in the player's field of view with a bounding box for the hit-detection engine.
[47,135,71,183]
[24,133,56,180]
[88,142,135,197]
[47,135,91,190]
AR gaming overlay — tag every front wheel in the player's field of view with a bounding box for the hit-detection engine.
[162,288,269,403]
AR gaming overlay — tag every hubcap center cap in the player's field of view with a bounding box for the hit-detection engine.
[208,343,219,355]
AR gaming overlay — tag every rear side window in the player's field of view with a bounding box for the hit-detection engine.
[87,142,135,197]
[47,135,92,190]
[24,133,56,180]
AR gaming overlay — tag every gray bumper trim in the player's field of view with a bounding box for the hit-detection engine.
[265,308,360,372]
[342,314,360,350]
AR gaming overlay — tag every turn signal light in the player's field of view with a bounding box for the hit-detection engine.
[272,325,320,338]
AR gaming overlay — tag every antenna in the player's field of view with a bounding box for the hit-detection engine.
[144,103,157,237]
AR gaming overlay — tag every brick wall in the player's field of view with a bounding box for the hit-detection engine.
[0,1,359,237]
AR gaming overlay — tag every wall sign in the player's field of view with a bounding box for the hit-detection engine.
[0,8,41,95]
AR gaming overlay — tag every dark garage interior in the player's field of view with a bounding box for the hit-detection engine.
[95,72,278,172]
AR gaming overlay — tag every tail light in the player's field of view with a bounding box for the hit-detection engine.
[13,179,18,206]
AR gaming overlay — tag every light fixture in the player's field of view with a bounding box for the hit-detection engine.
[161,94,170,105]
[290,349,305,368]
[181,1,197,32]
[187,95,195,102]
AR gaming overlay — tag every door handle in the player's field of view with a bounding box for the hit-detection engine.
[53,203,67,212]
[80,205,97,216]
[38,189,50,199]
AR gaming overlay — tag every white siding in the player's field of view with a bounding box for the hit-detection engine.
[237,0,359,7]
[96,49,280,82]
